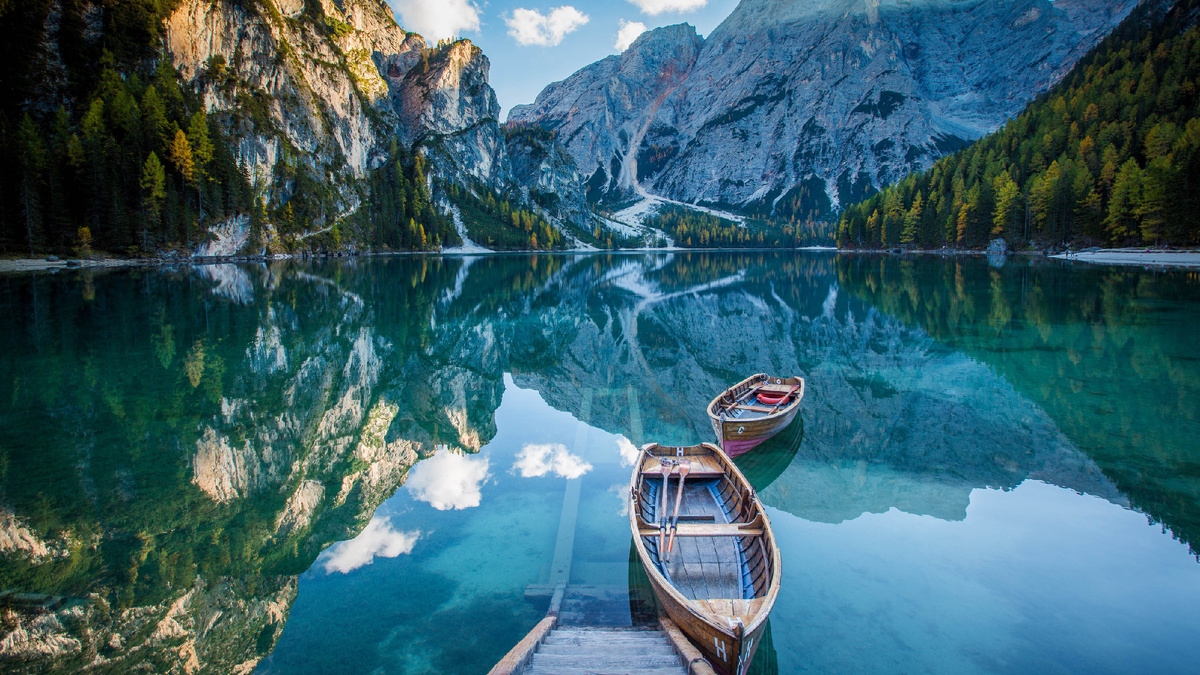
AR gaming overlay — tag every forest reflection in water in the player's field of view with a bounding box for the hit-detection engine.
[0,251,1197,673]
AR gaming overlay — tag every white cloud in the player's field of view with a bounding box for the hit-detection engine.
[506,6,590,47]
[320,517,421,574]
[513,443,593,479]
[616,436,641,467]
[608,483,632,517]
[389,0,481,43]
[614,19,647,51]
[627,0,707,15]
[406,449,490,510]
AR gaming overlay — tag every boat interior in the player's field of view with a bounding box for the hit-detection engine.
[715,379,802,421]
[634,448,774,615]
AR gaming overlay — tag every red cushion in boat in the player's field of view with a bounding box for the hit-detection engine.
[757,392,791,405]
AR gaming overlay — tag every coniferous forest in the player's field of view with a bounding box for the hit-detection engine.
[643,205,833,249]
[0,0,460,257]
[838,0,1200,250]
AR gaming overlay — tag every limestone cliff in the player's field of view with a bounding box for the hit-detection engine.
[162,0,591,244]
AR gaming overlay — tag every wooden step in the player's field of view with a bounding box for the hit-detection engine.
[531,653,684,669]
[538,643,678,657]
[525,662,686,667]
[543,635,672,646]
[493,623,688,675]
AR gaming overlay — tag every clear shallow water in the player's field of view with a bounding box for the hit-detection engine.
[0,252,1198,673]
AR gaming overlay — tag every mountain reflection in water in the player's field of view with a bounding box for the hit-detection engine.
[0,252,1197,674]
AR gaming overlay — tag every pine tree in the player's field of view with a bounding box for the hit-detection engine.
[187,111,213,219]
[901,192,923,246]
[992,171,1020,238]
[16,114,45,255]
[1105,158,1142,240]
[170,129,195,187]
[141,152,166,248]
[142,85,168,151]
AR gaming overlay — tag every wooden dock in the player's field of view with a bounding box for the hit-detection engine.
[488,601,717,675]
[489,387,717,674]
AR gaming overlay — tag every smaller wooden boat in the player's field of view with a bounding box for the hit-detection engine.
[708,374,805,457]
[629,443,781,675]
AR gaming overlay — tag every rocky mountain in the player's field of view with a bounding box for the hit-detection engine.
[0,0,592,258]
[510,0,1140,222]
[165,0,591,241]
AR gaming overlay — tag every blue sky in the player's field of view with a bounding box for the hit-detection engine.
[384,0,741,118]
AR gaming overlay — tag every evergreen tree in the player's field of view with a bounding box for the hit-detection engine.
[186,111,213,217]
[141,152,166,247]
[169,129,195,187]
[16,114,45,255]
[901,192,923,246]
[992,171,1020,238]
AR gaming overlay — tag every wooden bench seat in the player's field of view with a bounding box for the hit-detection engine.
[640,455,725,479]
[637,518,764,538]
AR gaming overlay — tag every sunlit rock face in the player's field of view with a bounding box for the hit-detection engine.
[0,575,296,673]
[510,0,1138,215]
[162,0,590,232]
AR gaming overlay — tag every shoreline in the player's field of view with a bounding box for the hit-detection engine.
[1047,248,1200,268]
[4,246,1199,274]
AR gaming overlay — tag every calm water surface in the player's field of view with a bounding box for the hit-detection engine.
[1,252,1198,674]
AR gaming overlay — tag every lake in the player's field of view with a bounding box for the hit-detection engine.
[1,251,1198,674]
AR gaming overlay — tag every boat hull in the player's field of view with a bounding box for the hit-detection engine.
[645,571,768,675]
[630,443,782,675]
[708,374,805,456]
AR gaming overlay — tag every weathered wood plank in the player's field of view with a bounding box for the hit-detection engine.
[487,615,556,675]
[660,616,719,675]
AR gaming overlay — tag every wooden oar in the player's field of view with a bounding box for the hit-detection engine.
[766,384,801,415]
[665,460,691,561]
[658,459,673,555]
[733,381,770,407]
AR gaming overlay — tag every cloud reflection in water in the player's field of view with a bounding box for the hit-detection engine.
[320,516,421,573]
[513,443,593,479]
[406,449,491,510]
[616,436,640,467]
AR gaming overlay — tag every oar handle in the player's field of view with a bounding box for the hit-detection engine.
[665,462,691,560]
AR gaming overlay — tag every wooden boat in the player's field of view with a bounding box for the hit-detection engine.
[707,374,805,457]
[629,442,781,675]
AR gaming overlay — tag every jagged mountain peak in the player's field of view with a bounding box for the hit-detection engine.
[511,0,1139,222]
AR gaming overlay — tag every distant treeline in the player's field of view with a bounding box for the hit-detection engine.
[348,150,458,252]
[445,182,565,250]
[644,205,831,248]
[838,0,1200,249]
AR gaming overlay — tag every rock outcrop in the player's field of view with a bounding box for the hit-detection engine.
[510,0,1140,218]
[163,0,591,240]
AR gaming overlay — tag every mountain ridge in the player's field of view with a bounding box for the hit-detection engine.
[510,0,1140,224]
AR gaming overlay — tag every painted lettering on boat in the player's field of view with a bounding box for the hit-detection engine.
[714,636,727,661]
[737,636,755,675]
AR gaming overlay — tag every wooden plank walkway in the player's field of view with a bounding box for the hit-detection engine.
[490,387,718,674]
[490,620,720,675]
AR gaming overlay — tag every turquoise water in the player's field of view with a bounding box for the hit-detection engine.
[0,253,1198,673]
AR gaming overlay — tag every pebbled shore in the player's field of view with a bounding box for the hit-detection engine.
[1050,248,1200,269]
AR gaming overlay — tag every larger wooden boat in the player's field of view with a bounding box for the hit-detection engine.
[629,443,781,675]
[707,374,805,457]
